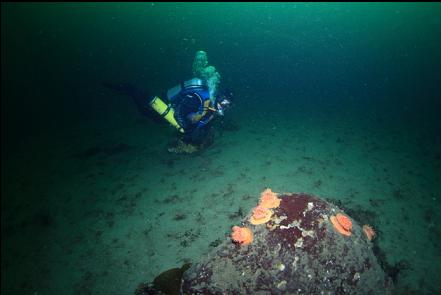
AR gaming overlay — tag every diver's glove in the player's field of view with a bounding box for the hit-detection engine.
[216,99,232,116]
[216,103,225,116]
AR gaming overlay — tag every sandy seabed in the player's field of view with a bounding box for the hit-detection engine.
[2,96,440,295]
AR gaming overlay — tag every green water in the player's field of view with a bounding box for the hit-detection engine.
[2,3,441,295]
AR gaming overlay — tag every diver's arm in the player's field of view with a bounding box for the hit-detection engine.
[186,102,218,124]
[187,112,203,123]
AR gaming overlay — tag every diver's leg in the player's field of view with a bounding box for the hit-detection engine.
[102,82,152,116]
[186,125,213,146]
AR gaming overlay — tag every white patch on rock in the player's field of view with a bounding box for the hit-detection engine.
[294,237,304,248]
[276,280,287,290]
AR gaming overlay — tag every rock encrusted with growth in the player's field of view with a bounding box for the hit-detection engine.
[180,192,393,294]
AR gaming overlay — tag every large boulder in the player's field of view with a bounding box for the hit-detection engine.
[180,192,393,294]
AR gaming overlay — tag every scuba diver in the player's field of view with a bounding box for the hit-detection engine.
[103,51,232,154]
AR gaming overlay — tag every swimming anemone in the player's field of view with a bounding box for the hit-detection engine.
[330,213,352,236]
[249,205,273,225]
[336,213,352,231]
[362,224,376,241]
[231,226,253,245]
[259,188,281,209]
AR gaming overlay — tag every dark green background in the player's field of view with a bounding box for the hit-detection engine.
[3,3,441,153]
[2,3,441,294]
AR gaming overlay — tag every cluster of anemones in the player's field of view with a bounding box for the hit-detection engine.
[231,188,281,246]
[249,188,280,224]
[329,212,377,241]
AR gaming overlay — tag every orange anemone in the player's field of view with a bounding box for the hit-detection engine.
[335,213,352,231]
[259,188,281,209]
[231,226,253,245]
[249,205,273,225]
[330,213,352,236]
[362,225,376,241]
